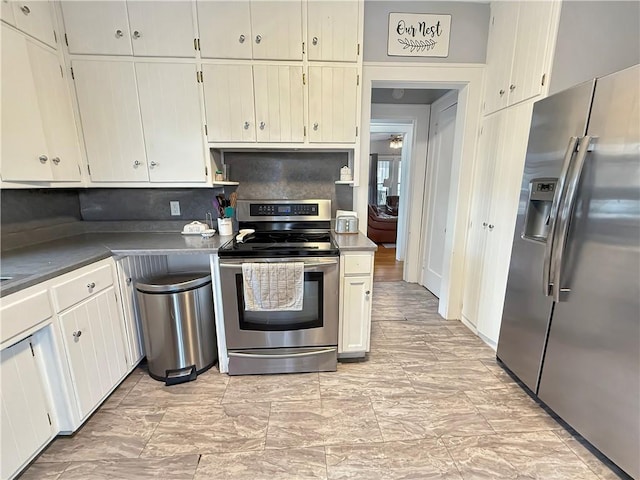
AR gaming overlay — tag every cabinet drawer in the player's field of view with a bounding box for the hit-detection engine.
[0,289,52,345]
[343,254,372,275]
[52,264,113,312]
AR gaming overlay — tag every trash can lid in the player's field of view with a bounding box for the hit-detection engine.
[135,272,211,293]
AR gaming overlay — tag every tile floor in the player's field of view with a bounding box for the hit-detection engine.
[22,281,622,480]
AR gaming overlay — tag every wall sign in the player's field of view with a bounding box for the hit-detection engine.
[387,13,451,58]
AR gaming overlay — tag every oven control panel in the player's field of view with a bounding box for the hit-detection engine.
[250,203,319,216]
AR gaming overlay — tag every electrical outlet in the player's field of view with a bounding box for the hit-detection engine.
[170,201,181,216]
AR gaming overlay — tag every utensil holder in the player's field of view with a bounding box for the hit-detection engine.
[217,218,233,236]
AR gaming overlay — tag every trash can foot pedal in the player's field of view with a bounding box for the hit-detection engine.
[164,365,197,386]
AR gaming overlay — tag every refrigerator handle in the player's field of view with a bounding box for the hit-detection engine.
[543,136,579,296]
[551,135,596,302]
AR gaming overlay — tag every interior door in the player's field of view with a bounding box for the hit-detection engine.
[307,0,359,62]
[197,0,252,59]
[421,97,457,297]
[135,62,206,182]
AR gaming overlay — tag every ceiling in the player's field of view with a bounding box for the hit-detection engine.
[371,88,451,105]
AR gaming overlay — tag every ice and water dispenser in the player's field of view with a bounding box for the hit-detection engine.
[522,178,557,242]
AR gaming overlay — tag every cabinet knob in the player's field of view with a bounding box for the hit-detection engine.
[313,122,318,131]
[150,161,158,168]
[482,222,487,227]
[365,290,371,295]
[312,36,318,46]
[115,29,124,38]
[39,155,48,164]
[52,157,61,165]
[488,224,495,231]
[126,277,132,285]
[73,331,82,339]
[133,30,141,39]
[499,89,505,96]
[239,34,245,43]
[87,282,96,290]
[20,5,30,15]
[244,121,250,130]
[133,160,142,167]
[259,121,265,130]
[510,84,516,91]
[255,34,262,44]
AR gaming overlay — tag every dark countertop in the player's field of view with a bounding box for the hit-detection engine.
[0,232,232,298]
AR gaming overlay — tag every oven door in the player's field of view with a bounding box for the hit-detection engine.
[219,257,339,350]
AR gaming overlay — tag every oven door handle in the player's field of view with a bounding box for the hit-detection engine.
[228,347,337,359]
[219,259,338,268]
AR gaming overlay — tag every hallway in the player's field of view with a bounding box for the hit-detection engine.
[373,244,403,282]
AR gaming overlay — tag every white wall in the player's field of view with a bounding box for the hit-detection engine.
[364,1,490,63]
[370,139,399,156]
[549,1,640,94]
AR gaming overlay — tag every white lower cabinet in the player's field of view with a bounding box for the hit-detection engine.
[0,338,55,480]
[339,252,374,357]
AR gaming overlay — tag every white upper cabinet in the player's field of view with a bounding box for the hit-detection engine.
[61,1,195,57]
[483,1,559,115]
[11,0,56,47]
[253,65,304,143]
[308,66,358,143]
[135,62,206,182]
[307,0,359,62]
[197,0,302,60]
[1,0,16,26]
[72,60,149,183]
[202,64,256,142]
[1,24,81,183]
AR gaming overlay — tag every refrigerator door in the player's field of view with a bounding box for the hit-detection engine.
[496,80,595,391]
[538,65,640,479]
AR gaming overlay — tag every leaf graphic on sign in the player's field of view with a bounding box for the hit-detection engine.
[397,38,437,53]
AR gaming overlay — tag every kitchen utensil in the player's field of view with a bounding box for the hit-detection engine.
[224,206,234,218]
[230,192,238,208]
[235,228,255,243]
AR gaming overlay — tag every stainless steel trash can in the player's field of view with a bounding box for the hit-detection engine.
[135,272,217,385]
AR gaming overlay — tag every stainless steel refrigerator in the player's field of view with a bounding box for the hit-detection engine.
[497,64,639,479]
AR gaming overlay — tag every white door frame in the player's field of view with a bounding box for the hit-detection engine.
[357,62,484,320]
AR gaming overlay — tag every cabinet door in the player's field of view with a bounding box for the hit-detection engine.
[11,0,56,47]
[197,0,252,59]
[308,66,358,143]
[0,24,51,182]
[136,62,206,182]
[59,287,127,419]
[307,0,359,62]
[27,41,81,181]
[61,1,132,55]
[508,1,555,105]
[126,1,195,58]
[1,0,16,25]
[1,338,54,480]
[340,275,372,353]
[73,59,149,182]
[253,65,304,143]
[202,64,255,142]
[483,2,518,115]
[250,0,302,60]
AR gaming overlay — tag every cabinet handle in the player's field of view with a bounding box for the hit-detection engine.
[510,84,516,91]
[365,290,371,295]
[259,121,265,130]
[255,34,262,44]
[488,224,495,231]
[126,277,132,285]
[133,30,141,39]
[312,36,318,46]
[133,160,142,167]
[52,157,61,165]
[115,29,124,38]
[239,34,245,43]
[150,161,158,168]
[499,89,505,96]
[244,121,250,130]
[313,122,318,131]
[87,282,96,290]
[39,155,48,164]
[20,5,30,15]
[73,331,82,339]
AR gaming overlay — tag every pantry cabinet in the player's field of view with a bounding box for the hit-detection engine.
[8,0,56,48]
[72,59,207,183]
[1,24,81,183]
[307,0,359,62]
[197,0,302,60]
[483,1,559,115]
[308,66,358,143]
[61,0,195,57]
[1,338,55,480]
[339,252,374,356]
[203,64,304,143]
[462,101,534,343]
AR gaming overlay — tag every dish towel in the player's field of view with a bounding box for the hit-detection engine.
[242,262,304,311]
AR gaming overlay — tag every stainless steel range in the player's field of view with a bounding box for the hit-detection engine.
[218,199,339,375]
